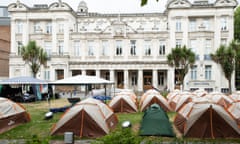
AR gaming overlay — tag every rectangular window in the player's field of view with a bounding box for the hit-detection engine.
[44,70,50,80]
[130,40,136,56]
[191,65,197,80]
[46,22,52,34]
[205,65,212,80]
[189,19,196,31]
[176,39,182,48]
[221,38,227,46]
[176,18,181,32]
[204,88,213,93]
[0,7,9,17]
[159,41,165,55]
[189,39,197,53]
[58,41,64,55]
[17,41,23,55]
[116,40,122,56]
[88,40,94,56]
[56,69,64,80]
[221,17,227,31]
[16,20,23,34]
[205,39,211,52]
[74,41,80,56]
[203,19,210,30]
[158,72,164,86]
[34,22,41,33]
[221,88,229,94]
[144,40,151,56]
[44,41,52,58]
[58,23,64,33]
[102,40,108,56]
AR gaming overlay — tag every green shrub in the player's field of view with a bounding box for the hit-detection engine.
[25,135,49,144]
[93,128,142,144]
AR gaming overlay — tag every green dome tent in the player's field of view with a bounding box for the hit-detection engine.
[139,103,175,137]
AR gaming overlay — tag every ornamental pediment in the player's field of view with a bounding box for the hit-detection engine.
[49,1,72,11]
[214,0,238,7]
[167,0,191,9]
[8,2,28,11]
[100,20,137,37]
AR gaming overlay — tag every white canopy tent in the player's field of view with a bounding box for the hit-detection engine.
[0,76,47,85]
[48,75,114,85]
[0,76,48,101]
[48,75,115,101]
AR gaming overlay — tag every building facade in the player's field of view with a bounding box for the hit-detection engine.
[0,6,10,79]
[8,0,238,93]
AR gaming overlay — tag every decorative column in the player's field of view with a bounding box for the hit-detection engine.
[110,69,115,81]
[64,19,69,56]
[96,69,100,77]
[82,70,86,75]
[152,69,158,88]
[138,69,143,92]
[11,19,16,54]
[23,19,29,45]
[167,67,175,91]
[52,18,57,54]
[124,69,129,89]
[110,69,115,88]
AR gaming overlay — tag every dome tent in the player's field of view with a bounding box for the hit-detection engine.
[51,98,118,138]
[109,93,138,113]
[139,103,175,137]
[0,97,31,134]
[140,93,171,112]
[174,102,240,138]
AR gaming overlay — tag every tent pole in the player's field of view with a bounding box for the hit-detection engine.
[210,105,215,139]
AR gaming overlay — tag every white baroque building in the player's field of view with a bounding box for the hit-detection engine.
[8,0,238,93]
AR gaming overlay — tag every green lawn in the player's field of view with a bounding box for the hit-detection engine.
[0,99,240,143]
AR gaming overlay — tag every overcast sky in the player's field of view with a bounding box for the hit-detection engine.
[0,0,239,13]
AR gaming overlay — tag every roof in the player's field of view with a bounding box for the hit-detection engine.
[0,76,47,85]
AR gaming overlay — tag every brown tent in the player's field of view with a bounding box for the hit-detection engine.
[167,91,193,112]
[51,98,118,138]
[108,92,138,113]
[0,97,31,134]
[174,102,240,138]
[203,92,233,108]
[140,92,171,112]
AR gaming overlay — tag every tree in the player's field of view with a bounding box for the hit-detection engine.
[234,6,240,41]
[141,0,159,6]
[167,45,195,90]
[210,43,235,94]
[229,40,240,90]
[21,41,48,78]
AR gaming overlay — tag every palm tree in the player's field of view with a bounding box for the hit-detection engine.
[141,0,159,6]
[231,40,240,90]
[210,43,235,94]
[21,40,48,78]
[167,45,195,90]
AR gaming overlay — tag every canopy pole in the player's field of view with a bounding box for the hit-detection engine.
[104,84,107,104]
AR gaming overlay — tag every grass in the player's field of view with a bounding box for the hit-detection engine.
[1,98,240,143]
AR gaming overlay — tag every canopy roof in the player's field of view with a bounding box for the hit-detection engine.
[49,75,114,85]
[0,76,47,85]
